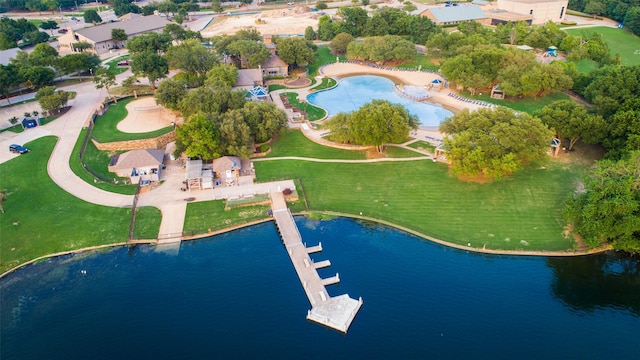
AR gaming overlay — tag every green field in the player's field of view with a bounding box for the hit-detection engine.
[564,26,640,66]
[462,91,570,115]
[308,46,347,77]
[283,92,326,121]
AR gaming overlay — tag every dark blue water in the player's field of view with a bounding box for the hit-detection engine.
[2,218,639,359]
[307,75,453,127]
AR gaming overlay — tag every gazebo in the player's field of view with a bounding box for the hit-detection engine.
[429,78,444,91]
[491,86,505,99]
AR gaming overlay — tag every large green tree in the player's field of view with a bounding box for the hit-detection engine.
[440,107,554,180]
[565,151,640,252]
[154,78,188,110]
[130,52,169,89]
[346,35,415,65]
[175,114,221,161]
[0,64,23,104]
[324,100,418,152]
[126,32,171,55]
[83,9,103,25]
[226,39,270,68]
[166,39,218,76]
[36,86,70,115]
[329,32,354,54]
[93,67,117,100]
[56,52,100,77]
[205,63,239,88]
[274,36,317,68]
[535,100,607,150]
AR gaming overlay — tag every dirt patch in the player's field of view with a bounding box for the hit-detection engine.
[201,7,320,37]
[118,97,177,133]
[284,77,312,87]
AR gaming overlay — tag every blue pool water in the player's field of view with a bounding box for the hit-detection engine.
[1,218,639,359]
[307,75,453,128]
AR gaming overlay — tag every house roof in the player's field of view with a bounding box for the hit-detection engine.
[186,159,203,179]
[262,54,287,68]
[212,156,241,174]
[0,47,20,66]
[426,4,488,23]
[235,69,263,87]
[73,14,171,43]
[113,149,164,170]
[248,86,268,97]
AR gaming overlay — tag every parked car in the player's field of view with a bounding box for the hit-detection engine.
[9,144,29,154]
[117,60,130,66]
[58,28,68,34]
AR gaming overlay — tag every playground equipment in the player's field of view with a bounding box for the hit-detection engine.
[545,46,558,57]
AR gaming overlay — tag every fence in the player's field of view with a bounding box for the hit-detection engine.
[128,183,141,242]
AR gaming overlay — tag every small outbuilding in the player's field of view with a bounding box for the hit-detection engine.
[212,156,242,186]
[108,149,164,184]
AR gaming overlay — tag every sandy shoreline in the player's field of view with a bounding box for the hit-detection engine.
[117,97,176,133]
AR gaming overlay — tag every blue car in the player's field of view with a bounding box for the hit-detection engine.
[9,144,29,154]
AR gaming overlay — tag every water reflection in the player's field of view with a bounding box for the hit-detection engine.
[547,253,640,314]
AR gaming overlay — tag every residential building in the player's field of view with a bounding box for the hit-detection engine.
[57,14,172,55]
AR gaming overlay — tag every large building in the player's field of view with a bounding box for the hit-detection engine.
[57,14,171,55]
[420,4,490,26]
[496,0,568,25]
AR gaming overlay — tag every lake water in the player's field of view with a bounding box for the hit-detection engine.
[307,75,453,128]
[2,217,639,359]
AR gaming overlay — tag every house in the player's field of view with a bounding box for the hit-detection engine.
[212,156,242,186]
[234,69,264,90]
[57,14,172,55]
[420,4,490,26]
[495,0,568,25]
[108,149,165,184]
[261,54,288,77]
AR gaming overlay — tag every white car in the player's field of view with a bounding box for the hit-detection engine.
[288,2,295,4]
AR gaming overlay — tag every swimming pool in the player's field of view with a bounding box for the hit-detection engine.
[307,75,453,128]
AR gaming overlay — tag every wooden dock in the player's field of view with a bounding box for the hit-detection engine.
[270,192,363,333]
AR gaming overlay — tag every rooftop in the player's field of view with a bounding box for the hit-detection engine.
[72,14,171,43]
[426,4,488,23]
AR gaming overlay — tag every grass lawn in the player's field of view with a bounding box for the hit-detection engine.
[70,128,138,194]
[311,77,337,91]
[571,58,599,74]
[407,140,436,153]
[461,91,570,115]
[91,97,174,142]
[255,155,586,252]
[133,206,162,240]
[183,201,271,235]
[396,53,440,71]
[105,55,131,75]
[267,130,367,159]
[283,92,326,121]
[308,46,347,77]
[268,84,289,91]
[0,124,24,134]
[564,26,640,66]
[0,137,133,273]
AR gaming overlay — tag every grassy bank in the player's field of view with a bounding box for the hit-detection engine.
[92,97,173,142]
[564,26,640,66]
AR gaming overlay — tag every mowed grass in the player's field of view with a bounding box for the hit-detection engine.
[308,46,347,77]
[183,201,271,234]
[462,91,570,115]
[396,53,440,71]
[0,137,132,273]
[133,206,162,240]
[70,128,137,194]
[91,97,173,142]
[564,26,640,66]
[255,157,584,251]
[267,130,367,159]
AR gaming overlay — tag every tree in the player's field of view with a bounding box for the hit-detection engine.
[361,0,370,6]
[240,101,288,143]
[36,86,70,115]
[439,107,554,181]
[336,7,369,37]
[226,39,270,68]
[324,100,418,153]
[155,78,188,110]
[57,52,100,77]
[28,43,59,67]
[535,100,607,151]
[0,64,23,104]
[317,14,339,41]
[126,32,171,55]
[84,9,103,25]
[72,41,93,52]
[304,26,316,41]
[19,65,55,88]
[316,2,328,10]
[166,39,218,76]
[346,35,416,65]
[565,151,640,252]
[624,7,640,36]
[178,85,246,117]
[175,114,221,161]
[93,67,117,100]
[130,52,169,89]
[330,32,354,54]
[39,20,58,35]
[274,37,316,68]
[111,28,128,48]
[205,63,239,88]
[112,0,141,17]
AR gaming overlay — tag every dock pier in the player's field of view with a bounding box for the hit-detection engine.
[270,192,363,333]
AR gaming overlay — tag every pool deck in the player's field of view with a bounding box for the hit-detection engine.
[270,191,363,333]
